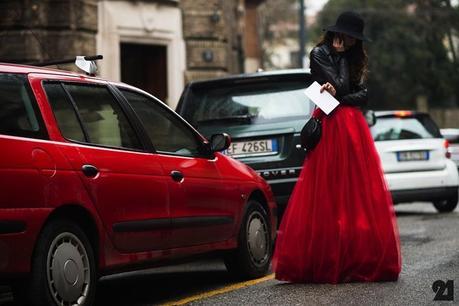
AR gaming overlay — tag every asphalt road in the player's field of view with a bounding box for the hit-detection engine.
[1,202,458,305]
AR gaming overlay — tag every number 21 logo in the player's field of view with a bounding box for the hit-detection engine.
[432,280,454,301]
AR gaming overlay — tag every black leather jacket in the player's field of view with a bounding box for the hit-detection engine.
[309,43,367,107]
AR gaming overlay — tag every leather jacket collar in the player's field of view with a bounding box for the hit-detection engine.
[318,43,342,67]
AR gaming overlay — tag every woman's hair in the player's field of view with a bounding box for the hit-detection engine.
[317,31,368,84]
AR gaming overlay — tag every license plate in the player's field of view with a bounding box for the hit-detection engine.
[397,150,429,161]
[224,139,278,157]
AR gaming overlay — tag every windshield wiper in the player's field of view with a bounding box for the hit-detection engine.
[197,115,255,125]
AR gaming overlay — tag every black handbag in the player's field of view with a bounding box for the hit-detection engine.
[300,117,322,150]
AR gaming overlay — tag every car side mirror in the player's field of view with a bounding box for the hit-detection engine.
[364,110,377,127]
[210,133,231,152]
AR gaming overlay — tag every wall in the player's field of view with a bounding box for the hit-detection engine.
[0,0,98,70]
[0,0,267,109]
[181,0,244,83]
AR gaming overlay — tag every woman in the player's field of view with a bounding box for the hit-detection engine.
[273,11,401,283]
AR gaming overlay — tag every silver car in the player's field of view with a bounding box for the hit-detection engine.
[440,128,459,169]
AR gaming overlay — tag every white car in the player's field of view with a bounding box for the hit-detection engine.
[371,111,459,212]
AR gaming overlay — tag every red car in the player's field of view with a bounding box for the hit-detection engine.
[0,62,276,306]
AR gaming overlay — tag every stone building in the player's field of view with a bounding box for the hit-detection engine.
[0,0,265,108]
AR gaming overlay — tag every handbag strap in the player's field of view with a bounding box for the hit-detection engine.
[312,106,325,121]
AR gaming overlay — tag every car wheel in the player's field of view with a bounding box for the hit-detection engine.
[224,200,272,279]
[16,219,97,306]
[433,194,458,213]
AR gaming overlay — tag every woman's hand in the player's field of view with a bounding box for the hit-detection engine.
[333,36,345,52]
[320,82,337,96]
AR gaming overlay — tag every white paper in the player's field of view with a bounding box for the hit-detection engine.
[304,81,340,115]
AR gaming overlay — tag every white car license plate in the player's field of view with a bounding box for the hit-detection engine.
[224,139,278,157]
[397,150,429,161]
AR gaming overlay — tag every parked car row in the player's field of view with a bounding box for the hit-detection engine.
[1,62,458,305]
[0,62,276,306]
[178,70,459,215]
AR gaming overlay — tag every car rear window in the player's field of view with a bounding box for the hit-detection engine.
[182,80,314,127]
[0,73,47,139]
[371,114,442,141]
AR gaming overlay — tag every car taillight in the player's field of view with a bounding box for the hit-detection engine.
[444,139,451,159]
[394,110,413,117]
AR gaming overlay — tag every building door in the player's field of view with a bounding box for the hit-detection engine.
[120,43,168,103]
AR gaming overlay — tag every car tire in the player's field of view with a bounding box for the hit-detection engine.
[433,194,458,213]
[14,219,97,306]
[224,200,272,279]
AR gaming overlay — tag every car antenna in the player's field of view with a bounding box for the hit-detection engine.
[26,55,103,76]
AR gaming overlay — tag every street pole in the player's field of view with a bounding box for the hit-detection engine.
[299,0,306,68]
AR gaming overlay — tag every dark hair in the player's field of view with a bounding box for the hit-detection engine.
[317,31,368,84]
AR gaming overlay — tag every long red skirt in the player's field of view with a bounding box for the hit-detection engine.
[273,106,401,283]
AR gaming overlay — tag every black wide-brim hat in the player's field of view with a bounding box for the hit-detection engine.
[324,11,370,42]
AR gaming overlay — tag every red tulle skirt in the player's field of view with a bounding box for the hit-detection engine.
[273,106,401,283]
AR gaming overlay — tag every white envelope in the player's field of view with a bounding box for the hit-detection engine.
[304,81,340,115]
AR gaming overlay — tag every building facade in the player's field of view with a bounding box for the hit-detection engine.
[97,0,184,106]
[0,0,265,108]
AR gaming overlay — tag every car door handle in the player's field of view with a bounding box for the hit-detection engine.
[170,170,184,182]
[82,164,99,178]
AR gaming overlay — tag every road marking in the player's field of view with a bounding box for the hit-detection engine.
[161,273,275,305]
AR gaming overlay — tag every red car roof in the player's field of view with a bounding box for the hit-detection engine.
[0,62,162,100]
[0,62,98,79]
